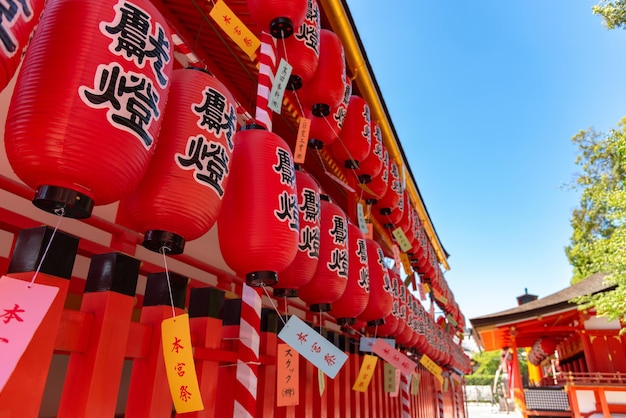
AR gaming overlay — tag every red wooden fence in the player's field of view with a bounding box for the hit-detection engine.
[0,220,466,418]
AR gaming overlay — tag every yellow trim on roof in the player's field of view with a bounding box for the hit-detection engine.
[320,0,449,270]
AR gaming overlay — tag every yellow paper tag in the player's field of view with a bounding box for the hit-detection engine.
[294,118,310,164]
[352,354,378,392]
[209,0,260,59]
[423,283,431,294]
[392,227,412,252]
[161,314,204,413]
[399,253,413,276]
[318,368,326,396]
[276,344,299,406]
[411,373,420,395]
[419,354,443,385]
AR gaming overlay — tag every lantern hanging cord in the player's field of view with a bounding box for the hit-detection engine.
[319,310,322,334]
[160,246,177,319]
[261,284,287,326]
[284,296,289,324]
[30,207,65,287]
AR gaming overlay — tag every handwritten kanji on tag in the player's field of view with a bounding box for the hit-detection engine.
[0,276,59,392]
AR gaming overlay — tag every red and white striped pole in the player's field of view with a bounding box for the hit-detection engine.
[234,284,263,418]
[233,31,277,418]
[254,31,277,131]
[400,373,411,418]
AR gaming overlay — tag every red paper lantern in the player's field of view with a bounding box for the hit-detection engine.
[279,0,320,90]
[306,79,351,149]
[274,166,321,297]
[357,120,384,184]
[5,0,174,218]
[0,0,45,92]
[298,195,348,312]
[246,0,307,38]
[330,222,369,325]
[368,270,403,337]
[298,29,346,117]
[357,238,393,325]
[118,68,236,254]
[359,145,389,201]
[330,95,371,169]
[217,126,299,286]
[413,299,429,353]
[395,283,415,346]
[398,192,412,234]
[375,159,402,222]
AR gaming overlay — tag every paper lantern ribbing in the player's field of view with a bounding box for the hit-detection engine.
[118,68,236,254]
[280,0,320,90]
[330,222,369,325]
[0,0,45,93]
[217,126,299,286]
[357,238,393,325]
[298,29,346,117]
[5,0,173,218]
[357,120,384,184]
[306,79,351,149]
[274,166,321,297]
[246,0,307,38]
[298,195,348,312]
[330,95,371,169]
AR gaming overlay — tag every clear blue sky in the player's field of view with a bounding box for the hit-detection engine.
[345,1,626,321]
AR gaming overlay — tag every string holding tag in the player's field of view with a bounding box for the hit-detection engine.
[260,283,287,326]
[160,246,176,319]
[30,207,65,288]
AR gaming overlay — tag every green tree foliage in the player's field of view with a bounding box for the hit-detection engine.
[566,118,626,322]
[593,0,626,29]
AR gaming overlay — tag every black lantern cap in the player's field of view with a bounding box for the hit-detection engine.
[270,17,294,39]
[273,288,298,298]
[142,230,185,255]
[33,185,94,219]
[310,303,331,313]
[246,270,278,287]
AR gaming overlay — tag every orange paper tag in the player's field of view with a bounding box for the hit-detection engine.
[0,276,59,392]
[161,314,204,413]
[352,354,378,392]
[209,0,260,59]
[366,223,374,239]
[276,343,299,406]
[399,253,413,276]
[294,117,310,164]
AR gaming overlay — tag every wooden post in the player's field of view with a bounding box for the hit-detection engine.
[181,286,225,418]
[58,252,140,418]
[0,226,78,418]
[125,272,188,418]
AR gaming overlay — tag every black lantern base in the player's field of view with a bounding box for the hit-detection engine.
[311,103,330,117]
[310,303,331,312]
[308,138,324,150]
[337,317,356,326]
[384,223,394,229]
[365,198,377,205]
[380,207,392,215]
[358,174,372,184]
[33,185,94,219]
[287,74,303,91]
[367,318,385,327]
[270,17,294,39]
[345,159,360,170]
[142,230,185,255]
[273,288,298,298]
[246,271,278,287]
